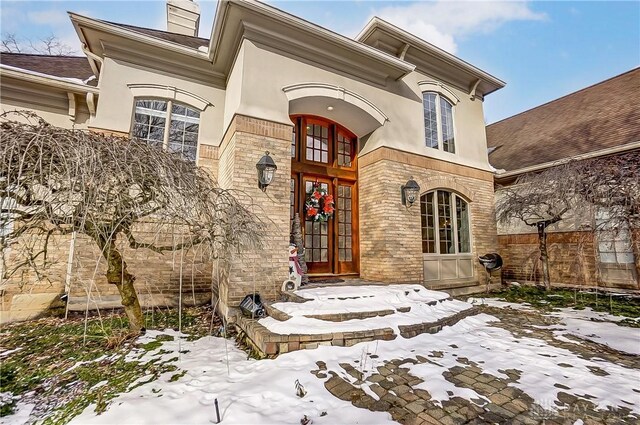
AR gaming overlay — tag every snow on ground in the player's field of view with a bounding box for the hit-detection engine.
[262,284,467,335]
[467,297,536,311]
[68,313,640,424]
[408,315,639,414]
[0,401,34,425]
[70,332,394,425]
[471,297,640,356]
[273,284,449,316]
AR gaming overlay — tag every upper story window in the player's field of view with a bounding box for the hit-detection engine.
[291,116,356,169]
[420,190,470,254]
[423,92,455,154]
[132,99,200,162]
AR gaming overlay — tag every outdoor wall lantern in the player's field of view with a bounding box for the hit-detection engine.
[256,151,277,191]
[401,178,420,207]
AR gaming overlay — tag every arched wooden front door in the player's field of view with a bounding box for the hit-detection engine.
[290,116,359,276]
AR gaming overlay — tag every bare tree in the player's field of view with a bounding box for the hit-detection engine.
[1,33,75,55]
[496,152,640,289]
[1,33,22,53]
[496,162,577,289]
[0,112,263,332]
[573,151,640,284]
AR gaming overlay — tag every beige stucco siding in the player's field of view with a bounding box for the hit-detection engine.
[0,77,90,129]
[227,40,492,172]
[90,56,225,148]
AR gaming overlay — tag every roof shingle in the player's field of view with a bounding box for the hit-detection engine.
[486,68,640,172]
[0,52,95,83]
[107,22,209,50]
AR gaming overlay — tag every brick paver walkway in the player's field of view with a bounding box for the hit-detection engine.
[313,305,639,424]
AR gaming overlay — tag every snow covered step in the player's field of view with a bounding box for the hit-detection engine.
[233,285,480,356]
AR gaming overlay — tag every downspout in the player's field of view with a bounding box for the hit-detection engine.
[64,231,77,319]
[81,43,103,81]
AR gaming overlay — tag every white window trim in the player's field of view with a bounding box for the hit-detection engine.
[422,91,457,154]
[422,191,472,256]
[128,84,212,111]
[131,98,201,164]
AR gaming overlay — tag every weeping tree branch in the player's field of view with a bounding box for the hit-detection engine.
[496,152,640,289]
[1,111,265,331]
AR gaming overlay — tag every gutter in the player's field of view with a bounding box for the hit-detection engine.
[356,17,505,90]
[494,141,640,179]
[68,12,210,61]
[0,65,99,94]
[209,0,415,76]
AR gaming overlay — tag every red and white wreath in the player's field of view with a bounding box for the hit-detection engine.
[305,182,334,222]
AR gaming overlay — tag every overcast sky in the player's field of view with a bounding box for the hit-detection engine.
[1,1,638,124]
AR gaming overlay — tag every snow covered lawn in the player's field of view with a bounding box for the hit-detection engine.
[66,311,639,424]
[470,297,640,355]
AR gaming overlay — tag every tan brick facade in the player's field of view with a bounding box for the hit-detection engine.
[358,147,498,287]
[498,231,639,289]
[215,115,293,317]
[1,136,221,324]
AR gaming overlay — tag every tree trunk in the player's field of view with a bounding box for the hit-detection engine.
[537,222,552,290]
[98,234,144,332]
[630,225,640,289]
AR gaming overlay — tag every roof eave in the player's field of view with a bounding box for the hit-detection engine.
[0,65,100,94]
[357,17,505,95]
[208,0,415,80]
[69,12,210,61]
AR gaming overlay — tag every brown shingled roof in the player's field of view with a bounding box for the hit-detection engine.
[486,68,640,172]
[107,22,209,49]
[0,52,95,83]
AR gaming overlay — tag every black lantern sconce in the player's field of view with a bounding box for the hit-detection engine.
[401,178,420,207]
[256,151,277,191]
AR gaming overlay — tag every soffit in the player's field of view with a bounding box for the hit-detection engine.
[69,13,225,87]
[208,0,415,86]
[357,18,505,98]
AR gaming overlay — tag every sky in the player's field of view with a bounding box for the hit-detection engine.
[1,1,638,124]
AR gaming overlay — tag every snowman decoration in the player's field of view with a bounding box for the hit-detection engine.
[282,243,303,292]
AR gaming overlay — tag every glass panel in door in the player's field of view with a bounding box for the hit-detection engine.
[303,178,332,274]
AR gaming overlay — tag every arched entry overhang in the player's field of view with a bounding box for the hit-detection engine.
[282,83,388,137]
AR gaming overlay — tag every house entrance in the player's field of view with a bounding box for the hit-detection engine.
[290,116,359,276]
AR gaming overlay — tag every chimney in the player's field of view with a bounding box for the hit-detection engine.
[166,0,200,37]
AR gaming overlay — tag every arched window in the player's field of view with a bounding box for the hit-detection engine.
[420,190,470,254]
[423,92,455,153]
[132,99,200,161]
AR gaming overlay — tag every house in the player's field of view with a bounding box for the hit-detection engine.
[487,68,640,289]
[0,0,505,322]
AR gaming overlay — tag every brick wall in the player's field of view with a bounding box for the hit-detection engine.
[498,231,639,289]
[1,140,222,324]
[358,147,498,286]
[215,115,293,317]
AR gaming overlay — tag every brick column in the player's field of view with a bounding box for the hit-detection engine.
[216,115,293,317]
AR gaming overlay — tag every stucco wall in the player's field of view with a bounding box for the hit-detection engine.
[0,77,91,129]
[89,56,225,150]
[230,40,493,173]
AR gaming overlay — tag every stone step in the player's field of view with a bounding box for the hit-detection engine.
[232,305,480,357]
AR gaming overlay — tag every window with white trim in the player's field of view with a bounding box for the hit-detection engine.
[420,190,470,254]
[595,208,635,264]
[132,99,200,161]
[423,92,455,153]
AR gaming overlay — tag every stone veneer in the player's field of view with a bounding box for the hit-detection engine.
[358,147,499,286]
[215,115,293,317]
